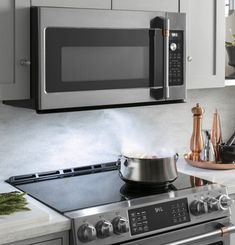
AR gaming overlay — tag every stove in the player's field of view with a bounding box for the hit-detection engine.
[7,162,235,245]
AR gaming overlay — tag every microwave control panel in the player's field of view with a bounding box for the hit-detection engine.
[169,31,184,86]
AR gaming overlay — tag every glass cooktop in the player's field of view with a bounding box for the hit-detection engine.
[6,162,212,213]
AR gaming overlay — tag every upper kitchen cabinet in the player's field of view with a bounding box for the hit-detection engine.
[112,0,179,12]
[180,0,225,89]
[31,0,111,9]
[0,0,30,100]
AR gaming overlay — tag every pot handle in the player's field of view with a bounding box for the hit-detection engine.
[175,153,179,162]
[117,155,128,168]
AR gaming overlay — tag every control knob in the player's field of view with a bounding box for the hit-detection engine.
[96,220,113,238]
[205,197,220,212]
[217,194,233,210]
[170,43,177,51]
[112,217,129,234]
[77,223,96,242]
[190,200,208,216]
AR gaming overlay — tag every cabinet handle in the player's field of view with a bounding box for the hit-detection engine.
[20,59,31,66]
[187,56,193,62]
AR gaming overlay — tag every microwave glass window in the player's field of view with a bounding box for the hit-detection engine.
[46,28,151,92]
[61,47,149,82]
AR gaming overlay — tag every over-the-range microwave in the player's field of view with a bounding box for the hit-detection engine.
[9,7,186,112]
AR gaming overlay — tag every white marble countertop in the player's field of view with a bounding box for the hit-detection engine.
[177,158,235,195]
[225,79,235,86]
[0,182,71,245]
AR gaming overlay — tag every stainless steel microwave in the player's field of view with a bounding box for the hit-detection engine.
[31,7,186,112]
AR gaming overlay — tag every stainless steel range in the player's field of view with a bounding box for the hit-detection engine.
[7,162,235,245]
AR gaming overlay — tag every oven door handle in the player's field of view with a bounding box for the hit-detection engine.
[163,224,235,245]
[150,17,170,100]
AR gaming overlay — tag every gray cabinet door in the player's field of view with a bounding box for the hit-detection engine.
[31,0,111,9]
[180,0,225,89]
[0,0,30,100]
[6,231,69,245]
[112,0,179,12]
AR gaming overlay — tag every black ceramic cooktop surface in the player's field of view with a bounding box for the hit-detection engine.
[7,162,212,213]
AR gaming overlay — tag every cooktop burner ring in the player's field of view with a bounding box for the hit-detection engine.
[119,183,177,200]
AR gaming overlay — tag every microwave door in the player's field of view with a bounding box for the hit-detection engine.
[150,17,170,100]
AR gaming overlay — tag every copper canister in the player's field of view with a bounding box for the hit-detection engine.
[211,109,223,162]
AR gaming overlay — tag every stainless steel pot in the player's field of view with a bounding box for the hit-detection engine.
[118,154,179,186]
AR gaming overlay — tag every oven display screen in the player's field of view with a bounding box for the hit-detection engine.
[128,198,190,235]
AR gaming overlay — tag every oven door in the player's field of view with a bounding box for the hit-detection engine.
[31,7,186,111]
[122,218,232,245]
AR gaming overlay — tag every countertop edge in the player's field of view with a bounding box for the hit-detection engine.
[177,158,235,195]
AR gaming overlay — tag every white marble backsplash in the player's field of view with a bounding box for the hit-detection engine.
[0,87,235,181]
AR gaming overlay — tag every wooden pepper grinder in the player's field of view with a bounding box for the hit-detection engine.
[190,103,205,161]
[211,109,222,162]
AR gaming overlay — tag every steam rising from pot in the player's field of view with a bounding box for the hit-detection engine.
[105,110,176,158]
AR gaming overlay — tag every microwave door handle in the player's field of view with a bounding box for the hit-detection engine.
[150,29,163,100]
[150,17,170,100]
[163,18,170,99]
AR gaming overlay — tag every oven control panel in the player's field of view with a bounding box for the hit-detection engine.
[69,186,231,245]
[128,198,190,236]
